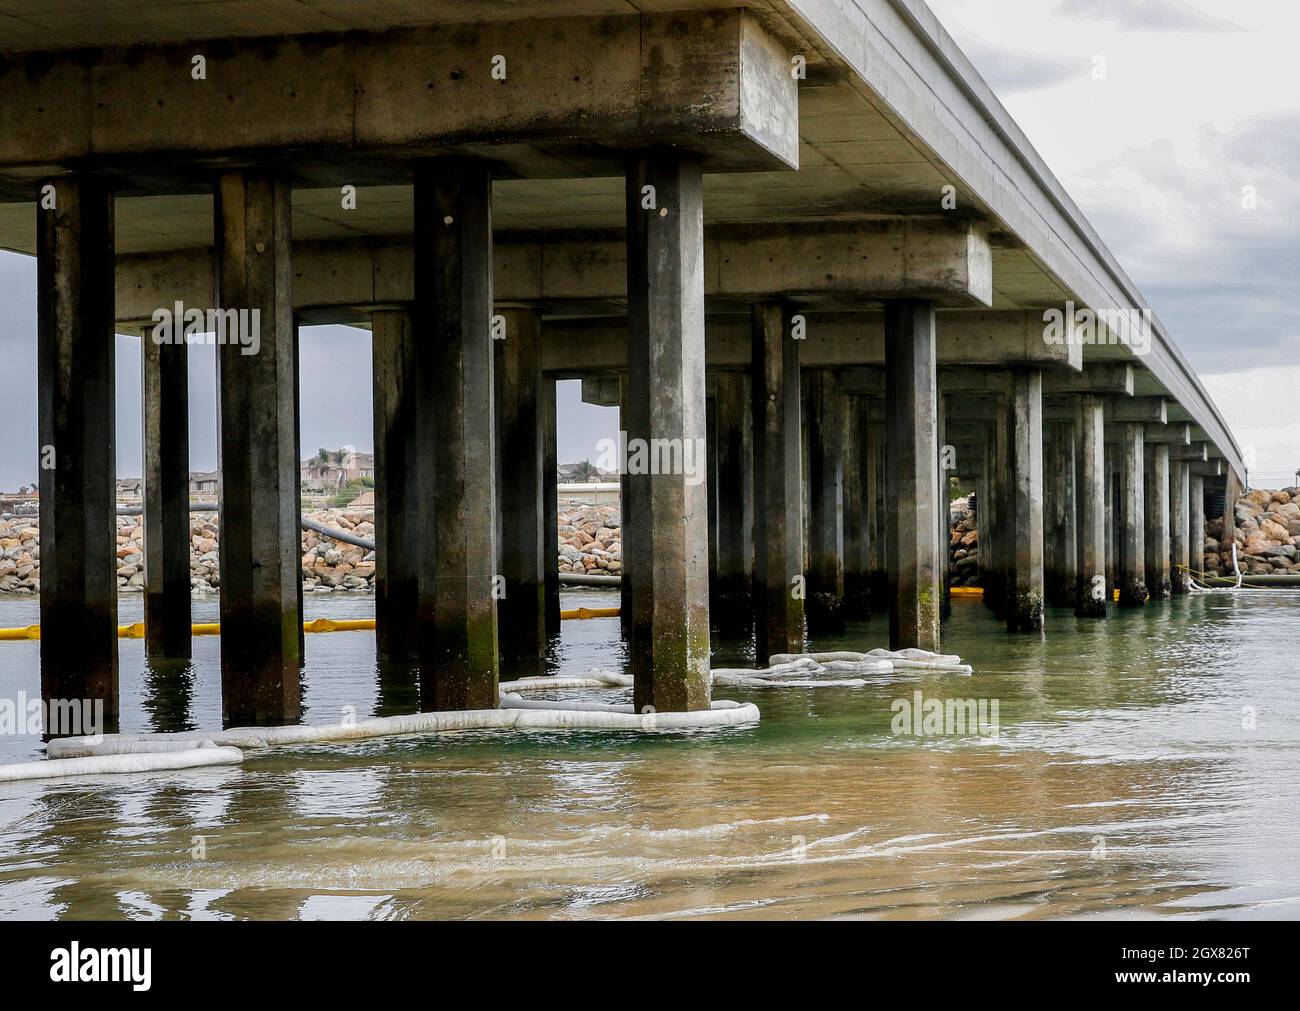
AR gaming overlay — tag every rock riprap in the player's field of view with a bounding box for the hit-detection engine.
[557,500,622,576]
[0,501,627,594]
[1203,487,1300,577]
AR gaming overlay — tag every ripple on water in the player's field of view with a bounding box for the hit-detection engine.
[1,590,1299,918]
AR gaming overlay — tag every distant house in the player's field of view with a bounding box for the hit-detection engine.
[301,446,374,491]
[115,477,142,501]
[558,460,615,483]
[190,471,219,496]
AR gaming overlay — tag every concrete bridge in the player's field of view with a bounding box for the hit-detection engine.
[0,1,1243,723]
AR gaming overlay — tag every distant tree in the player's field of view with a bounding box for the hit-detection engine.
[571,459,600,483]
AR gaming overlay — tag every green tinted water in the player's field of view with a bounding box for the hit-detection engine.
[1,589,1297,919]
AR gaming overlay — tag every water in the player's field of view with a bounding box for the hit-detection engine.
[1,589,1298,920]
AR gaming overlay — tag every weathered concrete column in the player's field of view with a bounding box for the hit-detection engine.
[292,322,304,662]
[884,300,941,651]
[618,374,634,641]
[214,172,301,724]
[495,308,547,666]
[371,309,419,662]
[985,393,1011,616]
[1170,458,1191,594]
[1043,419,1077,609]
[1075,394,1108,617]
[806,368,845,633]
[1117,422,1147,607]
[37,176,119,721]
[713,371,753,632]
[1105,452,1117,597]
[143,320,191,659]
[1007,369,1045,632]
[1222,469,1241,562]
[1189,473,1206,578]
[936,387,951,623]
[413,159,499,711]
[624,153,710,713]
[843,394,872,620]
[866,407,887,609]
[752,300,805,661]
[1144,442,1172,600]
[978,424,999,608]
[543,376,561,638]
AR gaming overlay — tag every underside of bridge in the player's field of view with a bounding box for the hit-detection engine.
[0,1,1244,723]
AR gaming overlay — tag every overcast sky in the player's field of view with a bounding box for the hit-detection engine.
[0,0,1295,488]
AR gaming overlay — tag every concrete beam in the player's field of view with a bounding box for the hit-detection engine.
[1143,424,1192,446]
[0,11,798,181]
[1171,442,1209,462]
[1043,363,1133,395]
[116,221,995,321]
[537,309,1076,376]
[1111,397,1166,424]
[580,375,621,407]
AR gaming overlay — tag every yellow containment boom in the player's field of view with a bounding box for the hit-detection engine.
[0,607,619,641]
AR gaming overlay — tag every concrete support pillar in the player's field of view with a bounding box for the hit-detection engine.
[843,394,871,620]
[624,153,710,712]
[1105,453,1117,597]
[292,322,304,661]
[1190,474,1206,578]
[543,375,561,637]
[884,300,941,651]
[1007,369,1045,632]
[215,172,301,724]
[752,300,804,661]
[1171,459,1191,594]
[1075,394,1108,617]
[806,369,845,634]
[37,176,119,721]
[985,394,1011,616]
[1145,442,1172,600]
[1117,422,1147,607]
[1043,419,1077,609]
[495,308,547,667]
[866,408,887,609]
[936,388,951,623]
[713,371,753,632]
[372,309,419,662]
[143,318,191,659]
[618,374,633,641]
[413,159,499,711]
[1222,470,1241,560]
[978,429,995,606]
